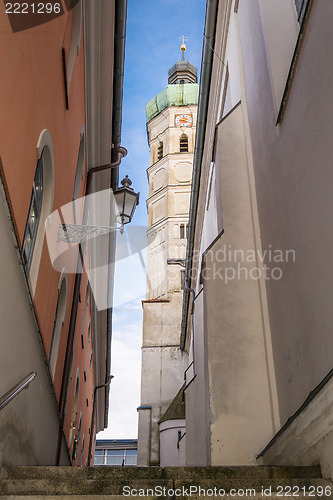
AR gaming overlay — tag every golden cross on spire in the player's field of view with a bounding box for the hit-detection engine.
[179,36,188,59]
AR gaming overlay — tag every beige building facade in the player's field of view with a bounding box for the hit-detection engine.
[137,49,199,466]
[181,0,333,479]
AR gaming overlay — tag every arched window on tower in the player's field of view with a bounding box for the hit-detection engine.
[157,141,163,160]
[180,134,188,153]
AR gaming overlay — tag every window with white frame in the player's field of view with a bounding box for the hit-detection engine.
[94,448,137,466]
[24,129,55,295]
[21,157,43,272]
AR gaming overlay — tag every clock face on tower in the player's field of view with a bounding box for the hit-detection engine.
[175,114,192,127]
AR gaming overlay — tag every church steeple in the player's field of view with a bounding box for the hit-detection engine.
[168,42,197,85]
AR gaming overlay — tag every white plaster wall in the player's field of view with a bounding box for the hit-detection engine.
[184,291,211,466]
[238,0,333,423]
[257,0,298,112]
[137,408,151,466]
[260,373,333,477]
[159,419,186,467]
[0,184,69,466]
[204,104,277,465]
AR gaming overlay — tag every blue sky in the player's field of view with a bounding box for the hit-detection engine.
[97,0,206,440]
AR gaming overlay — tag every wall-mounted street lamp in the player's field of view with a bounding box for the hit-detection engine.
[57,175,139,243]
[114,175,140,234]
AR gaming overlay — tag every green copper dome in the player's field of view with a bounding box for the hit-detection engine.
[146,83,199,122]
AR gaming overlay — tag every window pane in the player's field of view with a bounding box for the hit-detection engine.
[107,449,123,456]
[35,184,42,207]
[23,232,32,257]
[21,157,43,273]
[125,456,137,465]
[34,159,43,207]
[125,450,137,456]
[28,202,38,234]
[94,450,104,456]
[106,455,123,465]
[94,456,104,465]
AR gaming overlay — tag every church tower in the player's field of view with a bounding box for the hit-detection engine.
[137,44,199,466]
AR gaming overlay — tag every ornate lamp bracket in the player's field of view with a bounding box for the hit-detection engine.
[57,223,115,244]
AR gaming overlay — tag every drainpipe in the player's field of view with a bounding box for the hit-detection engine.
[105,0,127,430]
[55,0,128,465]
[180,0,219,351]
[87,375,113,466]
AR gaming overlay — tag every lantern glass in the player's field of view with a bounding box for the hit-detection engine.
[114,176,139,229]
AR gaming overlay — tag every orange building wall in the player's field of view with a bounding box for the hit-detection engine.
[0,3,95,465]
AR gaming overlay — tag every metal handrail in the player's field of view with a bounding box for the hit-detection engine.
[0,372,37,411]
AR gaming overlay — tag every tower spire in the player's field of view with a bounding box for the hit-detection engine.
[168,36,197,85]
[180,35,188,60]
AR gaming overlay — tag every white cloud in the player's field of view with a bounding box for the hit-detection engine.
[97,309,142,439]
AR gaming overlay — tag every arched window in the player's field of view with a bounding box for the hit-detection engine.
[21,157,43,272]
[180,224,185,239]
[23,130,55,295]
[157,141,163,160]
[49,272,68,380]
[180,134,188,153]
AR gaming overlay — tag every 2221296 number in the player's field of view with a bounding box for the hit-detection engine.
[5,3,61,14]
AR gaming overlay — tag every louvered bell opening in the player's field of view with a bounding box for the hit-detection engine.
[157,142,163,160]
[180,134,188,153]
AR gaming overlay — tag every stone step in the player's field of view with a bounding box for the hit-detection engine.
[0,476,332,496]
[0,466,163,481]
[0,466,332,498]
[0,465,323,480]
[0,478,173,496]
[163,466,323,480]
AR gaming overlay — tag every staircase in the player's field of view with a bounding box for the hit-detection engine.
[0,465,332,498]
